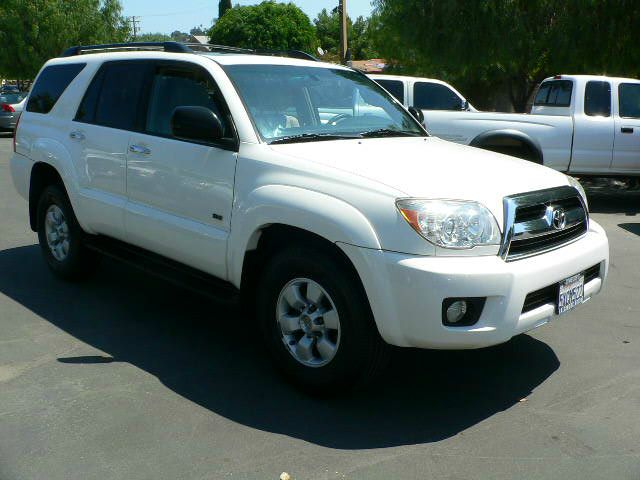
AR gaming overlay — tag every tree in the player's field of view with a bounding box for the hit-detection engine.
[137,33,172,42]
[170,30,190,43]
[190,25,206,36]
[218,0,232,19]
[314,9,378,61]
[372,0,640,111]
[0,0,129,80]
[208,1,316,52]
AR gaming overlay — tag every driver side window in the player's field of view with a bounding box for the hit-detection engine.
[145,63,233,141]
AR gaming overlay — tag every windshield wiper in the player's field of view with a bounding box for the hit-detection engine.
[269,133,360,145]
[358,128,423,138]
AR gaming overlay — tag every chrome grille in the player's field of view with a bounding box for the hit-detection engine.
[500,186,588,261]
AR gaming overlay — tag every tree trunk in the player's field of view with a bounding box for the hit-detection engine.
[508,77,536,113]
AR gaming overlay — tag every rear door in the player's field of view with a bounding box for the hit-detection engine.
[69,60,150,239]
[612,82,640,172]
[571,80,615,173]
[124,60,238,279]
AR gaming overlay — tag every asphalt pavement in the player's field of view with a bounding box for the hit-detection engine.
[0,133,639,480]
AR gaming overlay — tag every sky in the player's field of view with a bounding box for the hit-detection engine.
[121,1,376,34]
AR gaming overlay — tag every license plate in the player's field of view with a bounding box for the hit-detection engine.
[558,273,585,314]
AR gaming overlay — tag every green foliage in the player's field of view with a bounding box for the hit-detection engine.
[136,33,172,42]
[373,0,640,111]
[0,0,129,80]
[314,9,378,60]
[218,0,232,19]
[171,31,190,43]
[208,1,316,52]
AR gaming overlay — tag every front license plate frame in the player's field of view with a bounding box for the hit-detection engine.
[557,273,585,314]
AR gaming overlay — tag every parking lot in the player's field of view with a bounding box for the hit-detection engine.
[0,133,639,479]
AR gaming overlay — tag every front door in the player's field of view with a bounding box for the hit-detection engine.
[124,60,238,280]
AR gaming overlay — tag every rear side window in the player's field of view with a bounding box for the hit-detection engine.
[413,82,462,110]
[533,80,573,107]
[619,83,640,119]
[584,81,611,117]
[76,62,149,130]
[375,79,404,104]
[26,63,86,114]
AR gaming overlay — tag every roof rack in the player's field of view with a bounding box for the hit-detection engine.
[61,42,190,57]
[60,42,318,61]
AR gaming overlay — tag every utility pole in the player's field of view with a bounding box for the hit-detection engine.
[339,0,348,65]
[129,16,141,40]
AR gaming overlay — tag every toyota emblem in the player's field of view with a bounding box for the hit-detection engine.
[552,208,566,230]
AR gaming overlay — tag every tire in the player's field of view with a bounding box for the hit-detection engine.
[256,246,389,394]
[36,184,98,281]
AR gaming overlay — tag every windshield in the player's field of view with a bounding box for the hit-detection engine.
[224,64,426,143]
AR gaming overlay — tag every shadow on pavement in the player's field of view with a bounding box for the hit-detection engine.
[586,189,640,215]
[619,223,640,237]
[0,244,559,449]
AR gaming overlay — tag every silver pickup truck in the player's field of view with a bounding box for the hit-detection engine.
[370,74,640,176]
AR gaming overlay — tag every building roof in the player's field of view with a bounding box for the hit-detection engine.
[351,59,387,73]
[190,35,210,45]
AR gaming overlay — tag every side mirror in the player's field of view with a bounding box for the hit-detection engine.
[408,106,425,125]
[171,106,224,143]
[461,99,469,111]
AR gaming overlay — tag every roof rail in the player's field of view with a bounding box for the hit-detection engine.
[60,41,319,61]
[253,49,318,61]
[61,41,190,57]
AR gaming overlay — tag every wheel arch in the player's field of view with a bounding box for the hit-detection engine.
[228,185,382,290]
[470,129,544,164]
[29,162,66,231]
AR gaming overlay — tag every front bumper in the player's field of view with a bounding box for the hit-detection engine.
[339,220,609,349]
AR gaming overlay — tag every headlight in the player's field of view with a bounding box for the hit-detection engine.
[567,175,589,211]
[396,199,501,249]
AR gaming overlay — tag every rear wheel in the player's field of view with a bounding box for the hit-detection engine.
[256,246,388,393]
[36,185,98,280]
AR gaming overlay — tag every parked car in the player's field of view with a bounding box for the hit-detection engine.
[370,74,640,175]
[0,93,27,132]
[10,42,609,392]
[0,85,21,94]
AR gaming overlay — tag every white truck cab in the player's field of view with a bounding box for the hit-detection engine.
[370,73,640,176]
[10,43,609,392]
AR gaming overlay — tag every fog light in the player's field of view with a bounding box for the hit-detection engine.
[446,300,468,324]
[442,297,486,327]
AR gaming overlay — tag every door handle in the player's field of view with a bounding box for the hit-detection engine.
[621,127,634,134]
[69,131,85,140]
[129,144,151,155]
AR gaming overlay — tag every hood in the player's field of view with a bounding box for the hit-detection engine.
[269,136,570,228]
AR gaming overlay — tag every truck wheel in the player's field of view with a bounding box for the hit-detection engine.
[256,246,388,394]
[36,185,98,281]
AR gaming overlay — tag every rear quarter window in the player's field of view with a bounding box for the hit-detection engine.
[584,81,611,117]
[27,63,86,114]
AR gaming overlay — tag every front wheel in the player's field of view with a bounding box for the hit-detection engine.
[256,246,388,393]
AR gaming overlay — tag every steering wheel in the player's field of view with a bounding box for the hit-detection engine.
[327,113,353,126]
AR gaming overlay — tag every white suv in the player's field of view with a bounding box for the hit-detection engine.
[10,42,609,392]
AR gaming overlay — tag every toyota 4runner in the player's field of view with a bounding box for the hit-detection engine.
[10,42,609,392]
